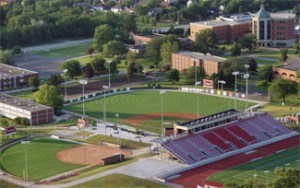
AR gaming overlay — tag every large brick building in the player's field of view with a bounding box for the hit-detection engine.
[273,56,300,82]
[0,93,54,125]
[190,5,296,47]
[172,51,226,76]
[190,12,252,42]
[0,63,38,91]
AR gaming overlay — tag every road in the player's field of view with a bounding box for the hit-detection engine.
[22,39,94,52]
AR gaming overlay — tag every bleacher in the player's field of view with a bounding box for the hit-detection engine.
[161,112,294,165]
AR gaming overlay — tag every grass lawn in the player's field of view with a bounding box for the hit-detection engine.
[86,134,150,149]
[69,174,169,188]
[9,90,35,100]
[208,146,300,185]
[0,180,22,188]
[33,42,93,58]
[0,137,82,181]
[64,90,256,133]
[260,94,299,117]
[254,58,280,67]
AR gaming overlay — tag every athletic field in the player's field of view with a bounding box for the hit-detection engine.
[0,137,82,181]
[208,146,300,184]
[64,90,255,133]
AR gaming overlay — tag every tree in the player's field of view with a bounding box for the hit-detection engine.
[160,41,179,65]
[0,118,9,127]
[0,50,15,65]
[93,24,114,51]
[239,34,257,51]
[91,57,106,75]
[123,14,136,33]
[34,84,63,114]
[87,47,95,58]
[259,65,273,82]
[84,63,94,78]
[61,60,82,79]
[294,42,300,57]
[126,51,137,64]
[127,62,135,82]
[167,69,180,83]
[195,29,218,53]
[247,58,258,74]
[269,79,297,105]
[279,48,288,63]
[230,43,241,56]
[28,76,39,88]
[186,66,206,84]
[272,168,300,188]
[103,40,127,57]
[47,74,63,86]
[108,59,119,75]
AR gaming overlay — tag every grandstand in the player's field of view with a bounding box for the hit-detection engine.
[160,111,298,165]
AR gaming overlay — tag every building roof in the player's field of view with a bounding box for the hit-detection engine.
[0,93,53,112]
[275,56,300,71]
[0,63,37,79]
[174,51,227,62]
[270,13,296,20]
[255,4,271,19]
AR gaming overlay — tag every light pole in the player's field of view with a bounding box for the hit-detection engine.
[21,141,30,182]
[160,90,166,137]
[232,71,240,110]
[62,69,68,99]
[79,79,88,118]
[264,170,270,184]
[115,113,122,162]
[195,81,201,118]
[244,64,250,111]
[103,85,109,135]
[108,60,112,88]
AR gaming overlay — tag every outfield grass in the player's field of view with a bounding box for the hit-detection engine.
[86,134,150,149]
[208,146,300,185]
[33,43,93,58]
[70,174,169,188]
[0,137,82,181]
[64,90,255,133]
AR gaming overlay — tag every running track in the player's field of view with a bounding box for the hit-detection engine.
[167,135,300,188]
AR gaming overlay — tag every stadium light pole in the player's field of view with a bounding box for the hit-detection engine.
[79,79,88,118]
[103,85,109,135]
[21,141,30,182]
[108,60,112,89]
[264,170,270,184]
[160,90,166,137]
[244,64,250,111]
[115,113,122,162]
[195,81,202,118]
[63,69,68,99]
[232,71,240,110]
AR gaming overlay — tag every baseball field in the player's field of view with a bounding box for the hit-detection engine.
[64,90,256,133]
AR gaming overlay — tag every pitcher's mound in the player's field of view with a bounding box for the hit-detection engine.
[56,145,131,165]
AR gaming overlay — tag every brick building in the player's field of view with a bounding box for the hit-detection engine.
[252,5,296,47]
[0,93,54,125]
[0,63,38,91]
[273,56,300,82]
[172,51,226,76]
[190,5,296,47]
[190,12,252,42]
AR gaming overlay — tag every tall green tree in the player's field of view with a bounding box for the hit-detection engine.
[0,50,15,65]
[47,74,63,86]
[294,42,300,57]
[259,65,274,82]
[195,29,218,54]
[103,40,127,57]
[61,60,82,79]
[91,58,106,75]
[239,34,257,51]
[34,84,63,114]
[167,69,180,83]
[269,79,297,105]
[279,48,288,63]
[84,63,94,78]
[186,66,206,84]
[123,14,136,33]
[230,43,241,56]
[160,41,179,65]
[126,51,137,64]
[93,24,114,51]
